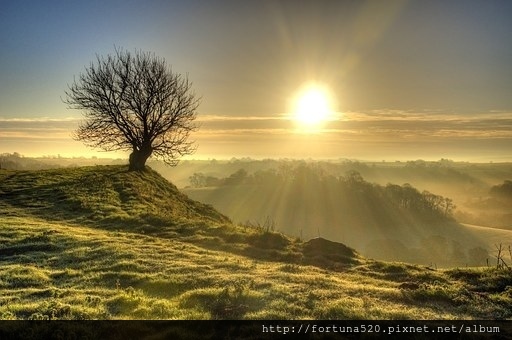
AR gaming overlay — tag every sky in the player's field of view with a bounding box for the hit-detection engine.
[1,0,511,161]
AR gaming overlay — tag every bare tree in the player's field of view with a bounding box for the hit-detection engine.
[65,48,199,171]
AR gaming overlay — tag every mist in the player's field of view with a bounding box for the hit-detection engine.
[176,158,512,267]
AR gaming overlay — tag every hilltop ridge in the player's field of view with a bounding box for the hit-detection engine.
[0,165,230,231]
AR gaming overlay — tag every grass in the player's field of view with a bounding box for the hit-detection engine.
[0,165,229,228]
[1,165,511,320]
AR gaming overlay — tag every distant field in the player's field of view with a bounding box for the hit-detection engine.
[461,224,512,250]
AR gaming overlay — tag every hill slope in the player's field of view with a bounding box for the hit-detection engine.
[1,215,512,320]
[0,165,229,231]
[1,166,511,320]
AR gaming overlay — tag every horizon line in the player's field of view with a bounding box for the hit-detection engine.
[2,152,511,164]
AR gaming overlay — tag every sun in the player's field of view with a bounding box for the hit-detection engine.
[292,84,333,129]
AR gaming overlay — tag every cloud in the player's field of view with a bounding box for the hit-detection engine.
[3,111,512,142]
[0,117,79,140]
[0,117,80,122]
[189,110,512,161]
[2,111,511,160]
[332,110,512,139]
[197,114,286,122]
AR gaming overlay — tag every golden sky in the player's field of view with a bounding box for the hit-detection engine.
[1,1,511,161]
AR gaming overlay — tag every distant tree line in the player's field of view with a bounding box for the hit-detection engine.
[460,180,512,227]
[189,169,250,187]
[0,153,50,170]
[490,180,512,201]
[189,163,456,221]
[184,161,491,266]
[465,179,512,213]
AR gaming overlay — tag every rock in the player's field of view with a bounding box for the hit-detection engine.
[303,237,357,258]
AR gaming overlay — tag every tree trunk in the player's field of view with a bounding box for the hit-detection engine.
[129,147,152,171]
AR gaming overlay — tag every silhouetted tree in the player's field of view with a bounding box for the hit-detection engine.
[224,169,248,185]
[442,197,456,216]
[65,48,199,171]
[490,180,512,200]
[189,173,206,188]
[422,190,444,211]
[189,172,221,187]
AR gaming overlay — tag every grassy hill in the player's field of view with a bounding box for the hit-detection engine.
[0,165,229,229]
[0,166,511,320]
